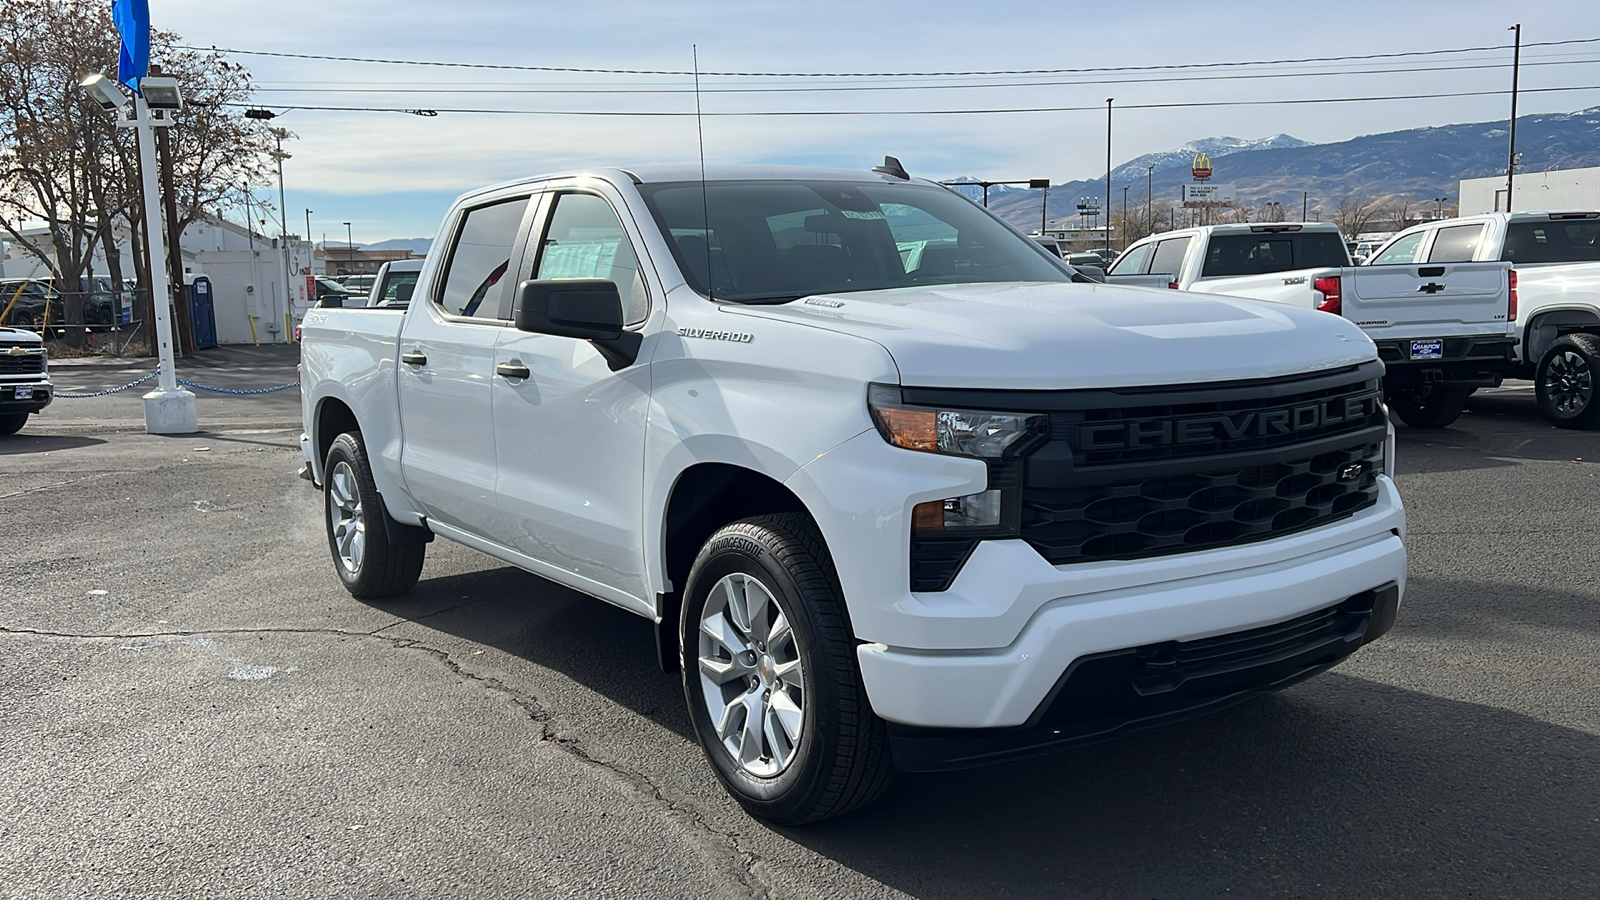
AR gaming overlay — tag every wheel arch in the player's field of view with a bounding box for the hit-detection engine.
[654,462,813,673]
[1524,306,1600,364]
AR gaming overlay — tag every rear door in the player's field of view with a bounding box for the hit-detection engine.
[1344,259,1512,343]
[396,193,535,534]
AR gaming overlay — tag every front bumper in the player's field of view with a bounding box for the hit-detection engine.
[0,380,51,413]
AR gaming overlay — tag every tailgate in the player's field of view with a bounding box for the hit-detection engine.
[1345,262,1512,340]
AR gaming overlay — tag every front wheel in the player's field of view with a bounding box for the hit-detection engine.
[324,432,425,599]
[681,513,894,824]
[1388,384,1469,429]
[1535,334,1600,429]
[0,413,26,436]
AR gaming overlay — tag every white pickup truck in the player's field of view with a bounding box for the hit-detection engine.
[0,325,51,436]
[1107,222,1517,428]
[1366,211,1600,428]
[299,164,1406,823]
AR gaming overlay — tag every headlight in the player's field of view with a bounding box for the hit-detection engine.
[867,384,1046,459]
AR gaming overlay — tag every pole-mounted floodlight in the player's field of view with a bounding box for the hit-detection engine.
[139,74,182,110]
[79,72,128,111]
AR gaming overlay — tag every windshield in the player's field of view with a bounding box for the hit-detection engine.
[637,180,1071,302]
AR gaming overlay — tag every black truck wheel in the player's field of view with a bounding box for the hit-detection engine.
[1388,385,1469,429]
[681,513,894,824]
[0,413,26,436]
[1535,334,1600,430]
[324,432,426,599]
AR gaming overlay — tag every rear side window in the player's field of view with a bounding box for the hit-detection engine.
[1369,232,1425,266]
[1108,242,1152,275]
[1502,219,1600,264]
[1148,238,1191,278]
[1426,225,1486,263]
[1200,232,1350,277]
[436,196,531,320]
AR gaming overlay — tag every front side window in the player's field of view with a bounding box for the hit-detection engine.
[1108,242,1153,275]
[436,196,530,320]
[534,193,649,324]
[1369,231,1425,266]
[637,181,1070,303]
[1426,225,1486,263]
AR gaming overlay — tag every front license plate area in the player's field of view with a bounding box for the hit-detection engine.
[14,386,32,399]
[1409,339,1443,360]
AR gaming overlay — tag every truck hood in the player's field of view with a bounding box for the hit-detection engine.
[720,281,1377,389]
[0,325,44,346]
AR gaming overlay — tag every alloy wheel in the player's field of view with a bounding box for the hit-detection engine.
[327,460,366,574]
[1543,350,1594,415]
[697,572,806,778]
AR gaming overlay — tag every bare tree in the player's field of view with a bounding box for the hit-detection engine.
[1332,195,1383,238]
[0,0,270,349]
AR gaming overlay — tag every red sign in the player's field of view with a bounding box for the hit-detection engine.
[1191,152,1213,182]
[305,273,315,303]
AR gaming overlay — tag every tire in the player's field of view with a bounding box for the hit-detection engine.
[1535,333,1600,430]
[0,413,26,436]
[323,432,425,599]
[680,513,894,824]
[1387,384,1469,429]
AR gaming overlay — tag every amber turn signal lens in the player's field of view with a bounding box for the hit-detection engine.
[911,500,944,532]
[875,406,939,453]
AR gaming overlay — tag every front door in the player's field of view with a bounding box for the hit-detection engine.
[397,194,532,534]
[491,188,655,610]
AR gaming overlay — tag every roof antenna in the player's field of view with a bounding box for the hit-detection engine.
[694,45,713,302]
[872,155,910,180]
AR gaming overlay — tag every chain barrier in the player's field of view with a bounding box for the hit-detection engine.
[53,368,300,398]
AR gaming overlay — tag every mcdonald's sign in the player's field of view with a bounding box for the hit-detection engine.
[1192,152,1213,181]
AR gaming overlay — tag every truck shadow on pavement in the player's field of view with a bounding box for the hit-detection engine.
[379,566,1598,899]
[0,434,105,455]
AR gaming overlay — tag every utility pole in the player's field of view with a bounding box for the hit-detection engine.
[1146,165,1154,236]
[1105,98,1113,259]
[1302,191,1309,221]
[1506,23,1522,213]
[1122,185,1130,248]
[343,222,354,275]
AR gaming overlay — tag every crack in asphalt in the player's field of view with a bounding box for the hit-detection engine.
[0,621,777,899]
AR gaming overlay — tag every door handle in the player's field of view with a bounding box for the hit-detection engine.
[401,351,428,366]
[495,362,531,380]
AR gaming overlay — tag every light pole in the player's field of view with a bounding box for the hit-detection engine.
[246,109,295,341]
[1122,185,1130,248]
[343,222,353,275]
[1105,98,1113,258]
[1146,165,1154,236]
[1432,195,1450,219]
[78,72,196,434]
[1507,23,1522,213]
[1302,191,1309,221]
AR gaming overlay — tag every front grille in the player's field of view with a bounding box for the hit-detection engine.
[0,353,45,376]
[1021,440,1382,566]
[903,363,1389,592]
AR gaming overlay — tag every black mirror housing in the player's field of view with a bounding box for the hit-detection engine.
[321,293,344,308]
[515,279,641,370]
[394,282,414,304]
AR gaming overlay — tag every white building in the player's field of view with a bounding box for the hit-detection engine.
[1459,165,1600,215]
[1,215,317,345]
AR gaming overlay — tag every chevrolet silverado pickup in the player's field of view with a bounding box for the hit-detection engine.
[1108,223,1517,428]
[1366,210,1600,428]
[0,325,51,435]
[299,163,1407,823]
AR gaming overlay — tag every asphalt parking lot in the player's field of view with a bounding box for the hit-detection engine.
[2,354,1597,899]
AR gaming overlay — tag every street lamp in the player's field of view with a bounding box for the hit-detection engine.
[1104,98,1113,258]
[343,222,354,275]
[1432,195,1449,220]
[1507,23,1522,213]
[1146,165,1154,237]
[78,71,196,434]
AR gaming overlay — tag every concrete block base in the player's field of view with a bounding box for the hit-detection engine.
[143,388,199,434]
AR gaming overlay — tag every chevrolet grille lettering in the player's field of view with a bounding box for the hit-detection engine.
[1077,393,1379,450]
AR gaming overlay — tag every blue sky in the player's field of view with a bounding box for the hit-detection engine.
[156,0,1600,243]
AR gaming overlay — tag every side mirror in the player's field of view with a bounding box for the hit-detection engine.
[394,283,414,304]
[515,279,641,371]
[321,293,344,308]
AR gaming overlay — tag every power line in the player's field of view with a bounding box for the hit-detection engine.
[246,56,1600,96]
[182,36,1600,79]
[226,82,1600,118]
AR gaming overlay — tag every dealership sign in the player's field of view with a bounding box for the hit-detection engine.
[1182,183,1237,207]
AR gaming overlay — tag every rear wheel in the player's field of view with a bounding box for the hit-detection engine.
[1535,334,1600,429]
[0,413,26,436]
[324,432,425,599]
[681,513,894,824]
[1388,384,1469,429]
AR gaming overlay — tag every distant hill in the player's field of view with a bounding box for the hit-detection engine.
[978,107,1600,228]
[367,238,433,254]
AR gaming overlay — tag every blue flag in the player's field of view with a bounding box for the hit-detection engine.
[112,0,149,92]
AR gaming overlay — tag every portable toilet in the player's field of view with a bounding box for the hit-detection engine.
[188,276,218,349]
